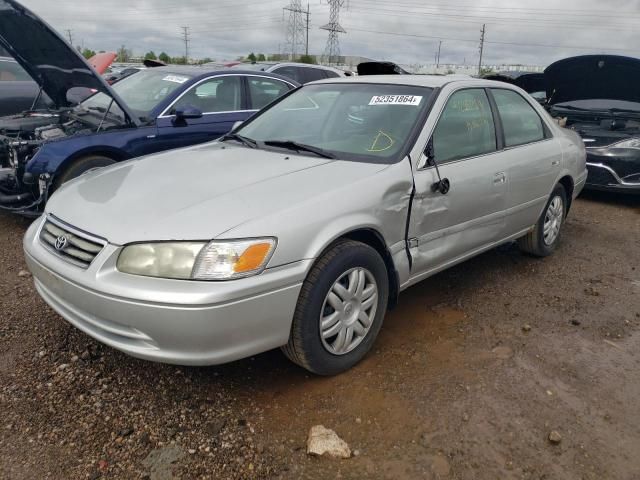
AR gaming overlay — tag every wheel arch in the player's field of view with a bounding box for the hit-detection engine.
[557,175,575,214]
[314,228,400,310]
[54,147,130,182]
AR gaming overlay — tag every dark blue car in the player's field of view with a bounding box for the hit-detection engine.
[0,0,297,215]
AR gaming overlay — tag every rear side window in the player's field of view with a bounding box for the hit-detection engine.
[323,69,341,79]
[248,77,291,110]
[299,67,328,84]
[432,89,497,163]
[491,89,545,147]
[272,66,302,83]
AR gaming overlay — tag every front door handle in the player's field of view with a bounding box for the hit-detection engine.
[551,160,560,166]
[494,172,506,184]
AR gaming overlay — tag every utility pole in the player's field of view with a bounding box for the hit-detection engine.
[181,26,190,64]
[436,40,442,69]
[65,29,73,46]
[478,24,486,77]
[306,3,310,56]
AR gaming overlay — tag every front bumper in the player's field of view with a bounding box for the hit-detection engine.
[585,162,640,194]
[24,217,309,366]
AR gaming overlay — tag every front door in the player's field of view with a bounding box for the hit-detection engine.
[408,88,510,278]
[155,75,253,151]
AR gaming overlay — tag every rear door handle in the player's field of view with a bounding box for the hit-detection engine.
[494,172,506,184]
[552,160,560,166]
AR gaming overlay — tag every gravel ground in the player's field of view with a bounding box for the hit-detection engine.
[1,191,639,479]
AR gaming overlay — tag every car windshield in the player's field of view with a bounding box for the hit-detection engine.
[237,83,434,163]
[80,70,193,121]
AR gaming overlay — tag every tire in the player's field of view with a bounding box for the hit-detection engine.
[518,184,568,257]
[282,239,389,376]
[53,155,116,190]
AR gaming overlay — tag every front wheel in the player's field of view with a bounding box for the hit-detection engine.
[282,239,389,376]
[518,184,567,257]
[52,155,116,191]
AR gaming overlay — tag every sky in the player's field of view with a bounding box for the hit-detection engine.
[19,0,640,67]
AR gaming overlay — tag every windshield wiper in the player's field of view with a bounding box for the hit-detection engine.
[263,140,336,159]
[219,133,258,149]
[551,105,594,112]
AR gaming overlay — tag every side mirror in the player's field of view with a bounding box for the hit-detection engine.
[232,120,244,131]
[174,106,203,121]
[425,137,436,166]
[425,137,451,195]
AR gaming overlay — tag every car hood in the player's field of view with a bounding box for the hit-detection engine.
[46,143,388,245]
[0,0,137,124]
[545,55,640,105]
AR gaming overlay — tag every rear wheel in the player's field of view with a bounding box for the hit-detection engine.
[53,155,116,191]
[518,184,567,257]
[282,239,389,375]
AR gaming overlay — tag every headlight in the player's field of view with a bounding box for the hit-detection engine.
[116,238,276,281]
[612,138,640,149]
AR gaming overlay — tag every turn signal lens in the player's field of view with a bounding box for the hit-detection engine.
[234,242,274,273]
[191,238,277,280]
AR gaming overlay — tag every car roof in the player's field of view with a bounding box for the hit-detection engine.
[143,65,296,80]
[309,74,488,88]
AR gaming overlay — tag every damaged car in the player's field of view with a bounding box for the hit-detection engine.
[25,75,586,375]
[546,55,640,194]
[0,0,297,215]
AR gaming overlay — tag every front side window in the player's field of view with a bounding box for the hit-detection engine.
[172,76,242,114]
[492,89,545,147]
[248,78,291,109]
[82,70,194,121]
[432,89,497,163]
[238,83,433,163]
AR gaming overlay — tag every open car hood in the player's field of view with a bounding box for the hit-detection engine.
[88,52,117,74]
[484,71,546,94]
[545,55,640,105]
[0,0,138,124]
[357,61,409,75]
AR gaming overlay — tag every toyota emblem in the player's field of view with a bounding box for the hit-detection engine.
[55,235,68,251]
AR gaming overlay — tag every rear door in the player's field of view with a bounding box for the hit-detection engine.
[408,88,510,276]
[155,75,251,151]
[489,88,562,232]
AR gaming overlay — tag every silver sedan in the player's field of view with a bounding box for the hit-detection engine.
[24,75,587,375]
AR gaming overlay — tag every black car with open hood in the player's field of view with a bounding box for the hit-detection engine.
[483,71,546,103]
[546,55,640,194]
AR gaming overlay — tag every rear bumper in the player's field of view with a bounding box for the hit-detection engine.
[24,218,309,366]
[585,162,640,194]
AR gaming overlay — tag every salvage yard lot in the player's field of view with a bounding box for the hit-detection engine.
[1,192,639,480]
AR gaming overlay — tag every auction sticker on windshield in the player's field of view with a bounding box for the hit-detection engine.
[162,75,189,84]
[369,95,423,106]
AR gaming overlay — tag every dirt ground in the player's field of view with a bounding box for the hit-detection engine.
[1,191,639,480]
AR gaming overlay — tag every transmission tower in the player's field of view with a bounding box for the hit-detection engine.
[284,1,306,60]
[321,0,347,66]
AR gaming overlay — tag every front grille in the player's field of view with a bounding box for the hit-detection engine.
[39,218,105,268]
[587,165,618,186]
